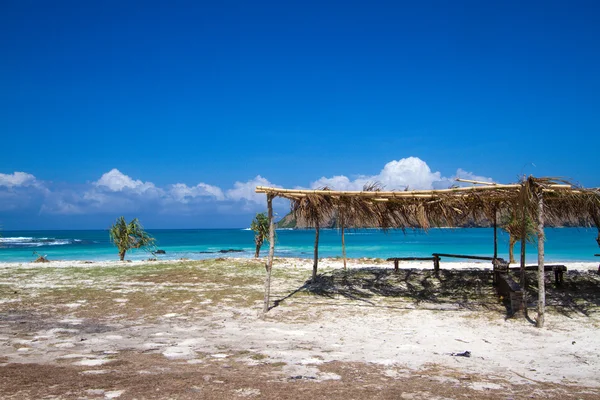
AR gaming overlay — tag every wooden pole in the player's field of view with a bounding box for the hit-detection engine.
[312,224,320,282]
[262,195,275,314]
[493,207,498,260]
[341,210,347,270]
[536,191,545,328]
[520,190,528,317]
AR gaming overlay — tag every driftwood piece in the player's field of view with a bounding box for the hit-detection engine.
[32,252,49,263]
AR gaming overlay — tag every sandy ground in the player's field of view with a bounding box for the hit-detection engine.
[1,257,599,399]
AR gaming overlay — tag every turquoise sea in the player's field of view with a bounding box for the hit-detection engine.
[0,228,598,263]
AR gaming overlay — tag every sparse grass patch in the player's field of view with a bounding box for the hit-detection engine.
[249,353,268,360]
[0,260,270,320]
[269,361,287,367]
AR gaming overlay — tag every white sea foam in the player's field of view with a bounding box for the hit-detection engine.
[0,237,35,242]
[0,236,75,247]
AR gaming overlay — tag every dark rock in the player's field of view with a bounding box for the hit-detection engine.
[452,351,471,357]
[218,249,244,253]
[289,375,316,380]
[155,249,166,254]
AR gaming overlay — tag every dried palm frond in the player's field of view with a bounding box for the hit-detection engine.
[290,186,336,228]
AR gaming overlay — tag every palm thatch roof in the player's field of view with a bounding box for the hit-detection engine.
[257,177,600,231]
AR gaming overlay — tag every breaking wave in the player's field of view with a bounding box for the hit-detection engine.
[0,237,86,248]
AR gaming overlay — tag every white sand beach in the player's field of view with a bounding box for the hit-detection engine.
[1,257,599,399]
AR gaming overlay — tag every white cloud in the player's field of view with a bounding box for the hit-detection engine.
[311,175,365,191]
[311,157,494,191]
[311,157,443,191]
[0,172,38,188]
[0,160,494,223]
[0,172,49,213]
[45,170,277,215]
[227,175,278,204]
[40,198,85,215]
[169,183,225,202]
[95,169,157,193]
[377,157,443,190]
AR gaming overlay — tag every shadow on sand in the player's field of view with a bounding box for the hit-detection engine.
[273,267,600,318]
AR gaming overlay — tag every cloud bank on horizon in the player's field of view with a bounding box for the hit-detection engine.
[310,157,492,191]
[0,157,492,228]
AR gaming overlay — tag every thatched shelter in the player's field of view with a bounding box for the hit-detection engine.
[256,177,600,328]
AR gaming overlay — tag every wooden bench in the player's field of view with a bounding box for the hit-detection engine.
[386,257,437,271]
[432,253,497,261]
[432,253,500,274]
[508,265,567,285]
[388,254,510,280]
[497,273,523,316]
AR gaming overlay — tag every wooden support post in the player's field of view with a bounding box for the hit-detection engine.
[536,191,545,328]
[312,224,320,283]
[554,268,561,285]
[341,212,347,270]
[262,195,275,314]
[433,255,440,273]
[520,191,528,318]
[394,259,399,272]
[493,207,498,260]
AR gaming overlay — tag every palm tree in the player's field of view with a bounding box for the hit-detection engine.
[251,212,270,258]
[501,210,535,264]
[109,216,155,261]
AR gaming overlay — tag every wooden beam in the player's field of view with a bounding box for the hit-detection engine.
[255,184,522,197]
[255,183,580,198]
[432,253,496,261]
[455,178,497,185]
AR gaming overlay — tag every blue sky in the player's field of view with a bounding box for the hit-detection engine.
[1,0,599,229]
